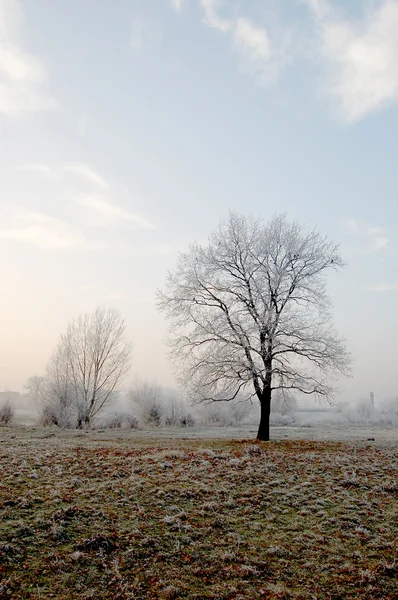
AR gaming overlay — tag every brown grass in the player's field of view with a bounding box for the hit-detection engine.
[0,428,397,599]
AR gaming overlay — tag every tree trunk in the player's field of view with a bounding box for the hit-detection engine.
[257,386,271,441]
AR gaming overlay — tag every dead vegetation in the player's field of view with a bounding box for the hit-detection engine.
[0,428,397,599]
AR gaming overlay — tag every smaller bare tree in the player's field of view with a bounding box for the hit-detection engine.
[46,307,131,428]
[45,339,75,427]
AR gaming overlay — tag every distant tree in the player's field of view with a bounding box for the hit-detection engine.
[128,380,162,408]
[24,376,48,407]
[46,307,131,428]
[46,338,76,427]
[128,381,164,426]
[127,381,196,428]
[158,213,351,441]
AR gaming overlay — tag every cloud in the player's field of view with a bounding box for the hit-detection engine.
[366,283,398,293]
[170,0,188,14]
[61,163,109,188]
[75,194,156,229]
[200,0,230,32]
[343,218,390,253]
[233,17,274,76]
[0,0,54,115]
[17,160,156,233]
[306,0,398,121]
[198,1,281,81]
[18,162,109,188]
[0,210,91,249]
[344,218,359,234]
[18,163,54,178]
[372,236,389,251]
[169,0,398,121]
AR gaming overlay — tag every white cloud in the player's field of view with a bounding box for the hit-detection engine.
[304,0,330,20]
[18,162,108,188]
[170,0,188,14]
[18,163,54,178]
[16,161,156,232]
[171,0,398,120]
[372,235,389,251]
[200,0,231,32]
[0,210,90,249]
[344,217,359,234]
[233,17,274,77]
[0,0,54,115]
[61,163,109,188]
[343,218,390,253]
[366,283,398,293]
[198,1,279,81]
[76,194,156,229]
[306,0,398,121]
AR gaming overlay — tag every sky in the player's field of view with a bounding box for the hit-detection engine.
[0,0,397,403]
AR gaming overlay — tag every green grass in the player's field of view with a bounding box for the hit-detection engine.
[0,428,397,599]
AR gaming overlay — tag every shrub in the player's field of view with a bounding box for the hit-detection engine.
[38,402,76,428]
[0,401,15,425]
[179,413,195,427]
[96,412,139,429]
[38,403,59,427]
[270,412,295,426]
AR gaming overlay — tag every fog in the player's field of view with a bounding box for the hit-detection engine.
[5,385,397,433]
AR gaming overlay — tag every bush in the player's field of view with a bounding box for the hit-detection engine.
[179,413,195,427]
[38,402,77,428]
[270,412,295,426]
[39,403,59,427]
[0,401,15,425]
[96,412,139,429]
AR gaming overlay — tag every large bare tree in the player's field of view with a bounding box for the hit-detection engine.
[47,307,131,428]
[158,213,351,441]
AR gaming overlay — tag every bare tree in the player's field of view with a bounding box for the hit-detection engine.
[46,307,131,428]
[45,338,75,427]
[128,380,164,426]
[24,376,48,407]
[158,213,351,441]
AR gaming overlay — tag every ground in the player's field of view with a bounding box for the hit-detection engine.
[0,425,397,599]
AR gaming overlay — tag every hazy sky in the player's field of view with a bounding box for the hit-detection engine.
[0,0,397,402]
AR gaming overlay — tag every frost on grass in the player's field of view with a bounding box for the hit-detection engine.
[0,430,397,599]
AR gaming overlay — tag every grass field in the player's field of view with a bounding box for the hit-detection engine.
[0,427,397,599]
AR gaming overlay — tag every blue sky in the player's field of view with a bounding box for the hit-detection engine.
[0,0,397,402]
